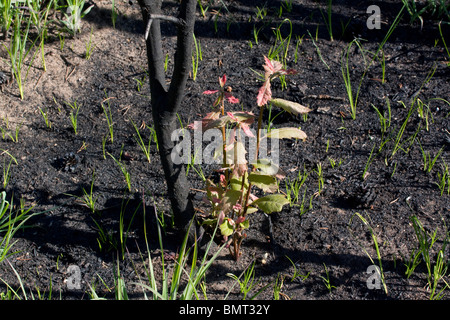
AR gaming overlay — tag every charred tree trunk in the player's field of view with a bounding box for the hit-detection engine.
[137,0,197,237]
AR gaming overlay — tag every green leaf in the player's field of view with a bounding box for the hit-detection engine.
[229,167,249,191]
[239,219,250,230]
[271,98,311,115]
[220,189,242,213]
[229,111,255,124]
[245,206,259,214]
[201,218,218,226]
[219,219,234,237]
[82,4,94,17]
[204,115,232,130]
[252,159,285,179]
[230,178,245,191]
[249,173,278,193]
[266,127,307,140]
[253,194,289,214]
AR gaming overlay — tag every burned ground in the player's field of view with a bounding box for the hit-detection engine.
[0,0,449,300]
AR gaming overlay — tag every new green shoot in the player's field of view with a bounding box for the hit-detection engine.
[38,107,52,129]
[4,10,38,99]
[192,33,202,81]
[130,119,151,163]
[66,100,81,135]
[319,263,335,293]
[108,152,132,192]
[349,212,388,294]
[101,93,114,143]
[85,26,95,60]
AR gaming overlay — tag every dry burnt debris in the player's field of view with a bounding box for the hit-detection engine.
[335,181,377,210]
[0,71,7,84]
[52,152,81,173]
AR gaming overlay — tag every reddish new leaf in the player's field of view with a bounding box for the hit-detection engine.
[257,80,272,107]
[203,90,219,95]
[225,93,239,104]
[219,74,227,87]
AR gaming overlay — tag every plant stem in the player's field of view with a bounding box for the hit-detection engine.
[220,100,229,180]
[241,104,265,218]
[255,104,265,163]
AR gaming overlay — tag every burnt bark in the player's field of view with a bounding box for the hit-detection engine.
[137,0,197,236]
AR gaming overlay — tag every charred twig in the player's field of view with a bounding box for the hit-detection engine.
[144,14,185,40]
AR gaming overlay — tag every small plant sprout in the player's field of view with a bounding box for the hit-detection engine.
[190,56,310,260]
[416,98,434,131]
[294,34,304,63]
[273,274,288,300]
[285,256,310,282]
[340,6,404,119]
[349,212,388,294]
[4,122,21,143]
[4,9,38,100]
[80,171,98,213]
[226,260,269,300]
[101,93,114,143]
[319,0,334,41]
[2,157,13,190]
[58,32,66,51]
[108,151,132,192]
[38,107,52,129]
[134,74,146,92]
[61,0,94,36]
[435,161,450,196]
[267,19,293,87]
[307,29,330,70]
[379,49,386,84]
[0,0,14,40]
[255,5,268,20]
[0,191,38,264]
[66,171,97,213]
[281,0,293,13]
[253,24,263,45]
[438,22,450,67]
[131,202,224,300]
[409,216,450,299]
[418,141,443,174]
[186,151,206,181]
[299,186,314,216]
[372,98,392,140]
[91,217,118,253]
[118,197,140,260]
[66,100,81,135]
[191,33,202,80]
[265,102,285,133]
[362,143,377,180]
[284,167,309,207]
[319,263,335,293]
[130,118,151,163]
[197,0,210,18]
[102,135,108,160]
[164,53,170,73]
[111,0,118,28]
[154,203,174,234]
[85,26,96,60]
[314,162,324,194]
[341,39,366,119]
